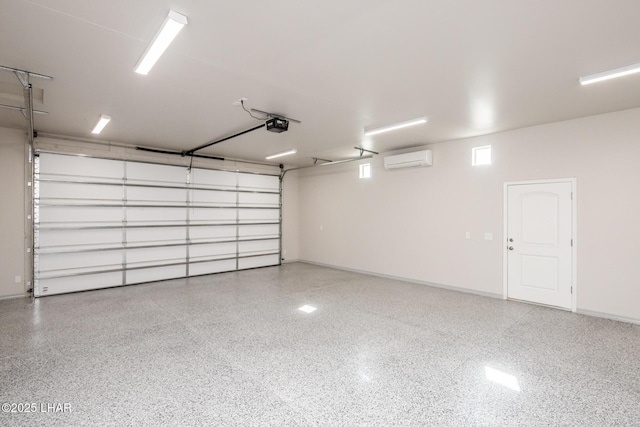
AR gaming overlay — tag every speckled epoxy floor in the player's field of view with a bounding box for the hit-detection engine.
[1,263,639,426]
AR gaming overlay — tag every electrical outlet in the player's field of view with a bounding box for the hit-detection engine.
[320,225,324,231]
[232,97,248,106]
[465,232,471,240]
[485,232,493,241]
[15,275,21,283]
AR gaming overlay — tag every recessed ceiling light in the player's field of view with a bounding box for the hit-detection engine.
[266,149,297,160]
[579,62,640,86]
[91,114,111,134]
[298,305,317,314]
[364,117,427,137]
[135,10,188,75]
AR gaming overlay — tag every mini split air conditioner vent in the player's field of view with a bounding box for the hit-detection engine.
[383,150,432,170]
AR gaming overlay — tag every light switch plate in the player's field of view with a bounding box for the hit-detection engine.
[484,233,493,241]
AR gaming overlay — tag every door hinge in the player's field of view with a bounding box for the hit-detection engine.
[571,286,573,294]
[571,239,573,247]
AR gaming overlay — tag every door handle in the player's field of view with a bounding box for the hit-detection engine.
[508,246,514,250]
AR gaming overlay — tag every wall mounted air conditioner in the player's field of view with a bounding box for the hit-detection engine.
[383,150,433,170]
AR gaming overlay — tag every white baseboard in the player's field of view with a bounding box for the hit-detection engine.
[576,309,640,325]
[297,259,503,299]
[296,260,640,326]
[0,293,28,301]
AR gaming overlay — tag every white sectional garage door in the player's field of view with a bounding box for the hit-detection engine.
[34,152,281,296]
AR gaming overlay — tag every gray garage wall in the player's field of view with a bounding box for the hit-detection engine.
[297,108,640,323]
[0,127,26,298]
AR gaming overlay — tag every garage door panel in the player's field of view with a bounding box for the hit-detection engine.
[126,265,186,285]
[238,208,279,222]
[239,254,280,270]
[190,225,237,240]
[238,192,279,207]
[39,250,123,273]
[238,173,279,192]
[238,224,279,238]
[126,246,186,264]
[190,189,236,206]
[38,228,122,248]
[127,186,186,204]
[190,168,237,189]
[189,208,236,222]
[39,181,123,201]
[126,162,186,184]
[190,242,236,258]
[39,206,124,224]
[35,153,280,296]
[127,207,187,222]
[39,272,123,296]
[39,153,124,180]
[238,239,279,255]
[127,227,187,244]
[189,259,237,276]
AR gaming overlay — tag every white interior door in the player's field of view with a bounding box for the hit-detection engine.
[506,181,573,309]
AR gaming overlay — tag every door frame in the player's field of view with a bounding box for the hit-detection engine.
[502,178,577,312]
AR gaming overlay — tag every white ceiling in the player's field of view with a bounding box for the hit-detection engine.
[1,0,640,166]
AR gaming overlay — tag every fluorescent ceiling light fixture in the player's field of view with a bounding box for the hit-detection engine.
[364,116,427,137]
[135,10,188,75]
[485,366,521,392]
[579,62,640,85]
[91,114,111,134]
[265,149,297,160]
[298,305,317,314]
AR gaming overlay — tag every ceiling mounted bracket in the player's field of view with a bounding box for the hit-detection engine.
[0,65,54,83]
[182,123,266,157]
[250,108,301,124]
[14,70,30,88]
[312,157,332,165]
[354,146,379,157]
[0,104,48,117]
[1,65,54,144]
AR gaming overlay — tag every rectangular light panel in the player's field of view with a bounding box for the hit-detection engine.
[364,116,427,137]
[135,10,188,75]
[579,62,640,86]
[91,114,111,134]
[265,149,297,160]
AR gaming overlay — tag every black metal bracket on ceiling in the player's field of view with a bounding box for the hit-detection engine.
[135,146,224,161]
[180,101,301,158]
[181,123,266,157]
